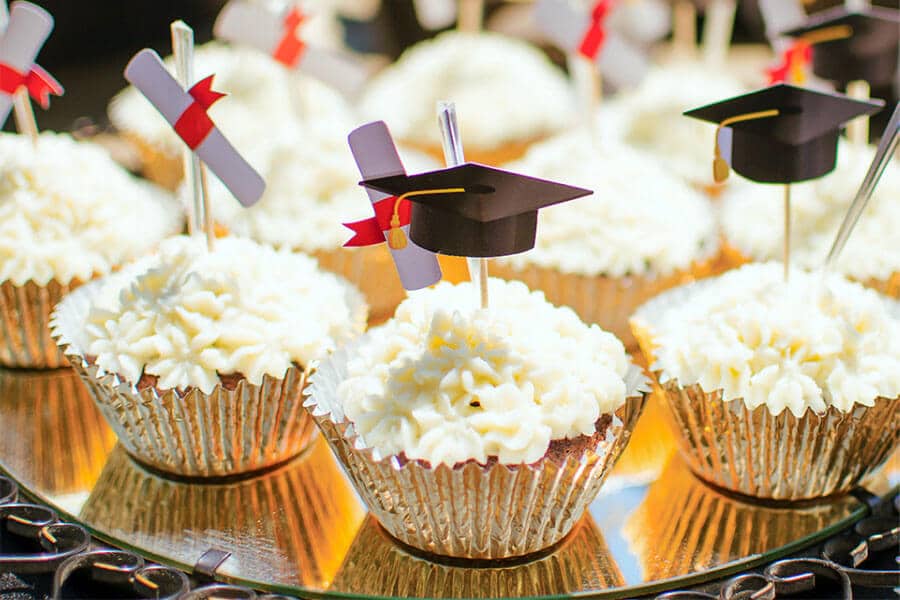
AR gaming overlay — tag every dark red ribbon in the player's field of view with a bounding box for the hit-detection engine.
[173,75,227,150]
[578,0,615,60]
[0,62,63,108]
[343,195,411,247]
[766,40,811,85]
[273,7,306,67]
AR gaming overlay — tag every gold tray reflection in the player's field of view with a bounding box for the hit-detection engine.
[0,367,887,598]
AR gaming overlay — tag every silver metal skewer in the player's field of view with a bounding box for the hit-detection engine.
[438,101,489,309]
[824,102,900,271]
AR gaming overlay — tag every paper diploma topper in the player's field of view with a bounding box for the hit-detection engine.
[124,49,265,207]
[534,0,649,89]
[343,121,442,291]
[0,1,63,127]
[214,0,368,98]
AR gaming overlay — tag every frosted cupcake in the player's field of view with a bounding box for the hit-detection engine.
[0,132,182,368]
[53,235,367,478]
[720,144,900,297]
[360,31,576,165]
[493,132,724,348]
[110,42,354,191]
[305,278,647,559]
[631,263,900,500]
[200,134,437,320]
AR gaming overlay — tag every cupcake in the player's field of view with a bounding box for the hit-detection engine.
[360,31,576,166]
[305,278,647,560]
[493,132,725,348]
[631,263,900,500]
[52,235,367,478]
[0,132,182,368]
[199,133,438,321]
[110,42,354,191]
[720,144,900,298]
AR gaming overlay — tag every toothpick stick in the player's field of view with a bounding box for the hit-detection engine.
[672,0,697,58]
[457,0,483,33]
[701,0,736,66]
[171,20,211,247]
[825,102,900,271]
[12,88,38,143]
[567,53,601,131]
[783,183,791,281]
[438,101,489,309]
[845,80,871,147]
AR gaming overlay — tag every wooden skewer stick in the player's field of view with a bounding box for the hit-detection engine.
[783,183,791,282]
[672,0,697,58]
[845,80,870,147]
[171,20,213,249]
[701,0,736,66]
[12,88,38,144]
[567,54,601,132]
[457,0,483,34]
[438,101,489,309]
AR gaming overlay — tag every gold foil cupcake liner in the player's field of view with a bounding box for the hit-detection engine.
[331,515,624,597]
[0,279,81,369]
[314,246,406,324]
[81,440,366,588]
[491,247,733,349]
[51,270,368,479]
[304,342,649,560]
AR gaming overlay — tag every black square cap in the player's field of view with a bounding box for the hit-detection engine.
[360,163,593,257]
[783,7,900,87]
[684,84,884,184]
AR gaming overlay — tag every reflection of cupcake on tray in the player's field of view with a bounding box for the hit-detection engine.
[110,43,353,191]
[623,457,862,581]
[720,143,900,298]
[0,132,182,368]
[331,514,624,598]
[81,440,366,589]
[492,132,725,348]
[53,235,367,478]
[0,368,116,496]
[360,31,576,165]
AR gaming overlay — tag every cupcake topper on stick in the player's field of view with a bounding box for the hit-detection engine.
[825,101,900,272]
[124,45,266,248]
[214,0,368,98]
[0,1,63,143]
[458,0,484,33]
[0,1,8,31]
[685,84,884,281]
[344,121,443,291]
[700,0,736,66]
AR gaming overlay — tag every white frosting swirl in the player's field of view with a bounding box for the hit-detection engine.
[721,144,900,282]
[501,131,717,277]
[85,235,364,394]
[337,279,629,466]
[360,31,576,150]
[0,132,182,286]
[633,263,900,417]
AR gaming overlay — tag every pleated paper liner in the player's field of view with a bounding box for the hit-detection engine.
[51,269,368,479]
[0,368,116,495]
[330,514,624,597]
[622,457,862,581]
[304,342,649,560]
[81,440,366,589]
[0,279,82,369]
[491,245,735,350]
[720,242,899,299]
[631,284,900,501]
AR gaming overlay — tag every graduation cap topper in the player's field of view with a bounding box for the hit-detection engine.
[360,163,593,258]
[685,84,884,184]
[783,6,900,88]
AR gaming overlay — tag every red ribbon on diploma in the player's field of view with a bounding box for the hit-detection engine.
[766,40,811,85]
[578,0,614,60]
[343,195,412,247]
[273,7,306,67]
[0,63,63,108]
[173,75,227,150]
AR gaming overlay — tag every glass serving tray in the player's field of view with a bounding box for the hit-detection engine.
[0,367,895,599]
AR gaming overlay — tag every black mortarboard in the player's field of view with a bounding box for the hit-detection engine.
[684,84,884,184]
[783,7,900,87]
[360,163,592,257]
